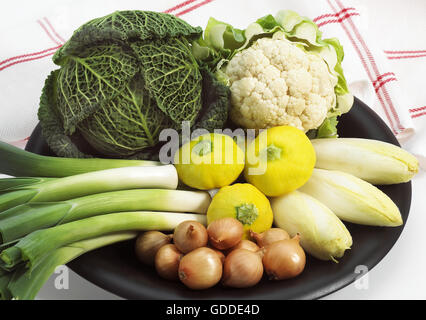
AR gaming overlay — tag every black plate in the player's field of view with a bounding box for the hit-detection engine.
[26,97,411,300]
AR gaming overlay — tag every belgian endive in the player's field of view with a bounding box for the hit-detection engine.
[311,138,419,185]
[300,168,403,227]
[271,191,352,262]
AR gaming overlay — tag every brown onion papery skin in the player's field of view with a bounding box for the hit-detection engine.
[262,236,306,280]
[173,221,208,253]
[209,247,226,264]
[250,228,290,247]
[222,249,264,288]
[135,231,172,266]
[207,218,244,250]
[178,247,223,290]
[155,244,183,281]
[225,240,259,255]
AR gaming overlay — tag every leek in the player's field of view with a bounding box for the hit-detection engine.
[271,190,352,261]
[0,165,178,213]
[0,189,211,243]
[7,231,138,300]
[300,168,403,226]
[0,177,54,192]
[0,268,12,300]
[0,211,206,271]
[0,141,160,178]
[311,138,419,184]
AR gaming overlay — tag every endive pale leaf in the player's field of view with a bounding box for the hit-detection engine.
[271,190,352,261]
[300,168,403,226]
[312,138,419,185]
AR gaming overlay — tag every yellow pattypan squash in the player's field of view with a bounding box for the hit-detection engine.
[207,183,273,238]
[174,133,245,190]
[244,126,316,197]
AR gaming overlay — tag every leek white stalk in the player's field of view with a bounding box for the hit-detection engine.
[300,168,403,226]
[0,211,206,271]
[0,189,211,243]
[271,190,352,261]
[311,138,419,184]
[6,232,138,300]
[0,165,178,213]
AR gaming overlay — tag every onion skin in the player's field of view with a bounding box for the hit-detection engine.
[155,244,183,281]
[262,235,306,280]
[222,249,264,288]
[173,220,208,253]
[209,247,226,264]
[178,247,223,290]
[225,240,259,255]
[250,228,289,248]
[207,218,244,250]
[135,231,172,266]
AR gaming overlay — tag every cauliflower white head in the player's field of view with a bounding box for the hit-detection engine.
[225,32,337,131]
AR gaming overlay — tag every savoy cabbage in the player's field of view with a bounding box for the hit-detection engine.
[38,11,229,158]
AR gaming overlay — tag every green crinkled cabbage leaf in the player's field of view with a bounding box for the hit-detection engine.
[193,10,354,138]
[194,66,230,132]
[38,70,90,158]
[77,73,173,156]
[38,11,229,159]
[55,43,139,135]
[131,37,202,126]
[53,10,203,63]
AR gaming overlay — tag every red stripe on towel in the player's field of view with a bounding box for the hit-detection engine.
[0,51,56,71]
[175,0,215,16]
[387,54,426,60]
[43,17,66,43]
[411,112,426,119]
[313,7,356,22]
[163,0,199,13]
[329,0,405,133]
[0,45,61,67]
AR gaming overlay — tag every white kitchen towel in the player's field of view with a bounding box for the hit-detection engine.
[0,0,424,166]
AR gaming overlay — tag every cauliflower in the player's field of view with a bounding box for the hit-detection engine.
[193,10,353,137]
[225,33,337,131]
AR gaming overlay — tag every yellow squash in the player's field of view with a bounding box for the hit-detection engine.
[207,183,273,238]
[174,133,245,190]
[244,126,316,197]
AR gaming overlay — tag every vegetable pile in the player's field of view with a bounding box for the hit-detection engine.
[0,8,421,299]
[0,151,209,299]
[137,218,306,289]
